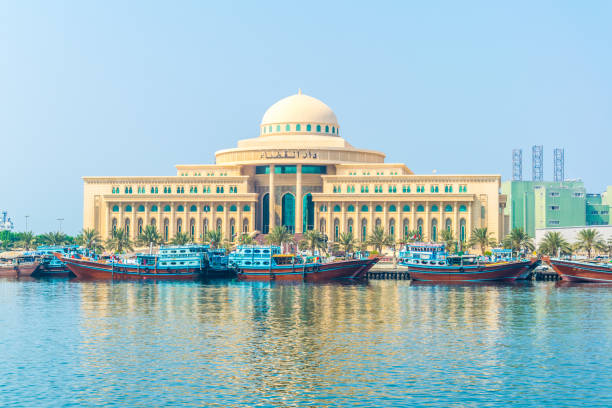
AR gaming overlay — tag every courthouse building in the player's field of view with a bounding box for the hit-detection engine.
[83,91,507,245]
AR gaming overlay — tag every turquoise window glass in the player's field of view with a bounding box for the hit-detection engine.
[333,205,341,212]
[151,205,158,212]
[445,205,453,212]
[229,205,237,212]
[243,205,251,211]
[431,205,439,212]
[375,205,383,212]
[125,205,132,212]
[285,124,290,131]
[216,205,224,212]
[190,205,197,212]
[325,125,329,132]
[417,205,425,212]
[177,205,184,212]
[316,124,321,132]
[459,205,467,212]
[163,205,171,212]
[112,205,119,212]
[389,205,397,212]
[307,124,311,131]
[296,124,301,131]
[137,205,145,212]
[402,205,410,212]
[347,205,355,212]
[361,205,369,212]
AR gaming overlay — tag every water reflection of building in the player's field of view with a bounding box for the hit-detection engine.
[83,91,507,243]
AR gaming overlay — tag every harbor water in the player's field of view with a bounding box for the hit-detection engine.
[1,279,612,407]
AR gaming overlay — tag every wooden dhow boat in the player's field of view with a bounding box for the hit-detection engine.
[57,245,210,280]
[545,257,612,283]
[399,243,538,282]
[229,245,378,282]
[0,255,40,278]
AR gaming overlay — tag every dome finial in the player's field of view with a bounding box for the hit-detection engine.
[298,88,302,95]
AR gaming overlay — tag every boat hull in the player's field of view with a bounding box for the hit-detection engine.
[61,257,205,280]
[548,259,612,283]
[0,262,39,278]
[33,264,73,278]
[237,258,378,282]
[405,260,536,282]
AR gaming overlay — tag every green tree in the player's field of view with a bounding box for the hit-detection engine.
[302,230,326,255]
[38,231,69,246]
[17,231,37,250]
[538,231,572,256]
[237,233,255,245]
[367,226,394,253]
[266,226,294,247]
[439,229,456,253]
[337,232,355,257]
[468,227,497,255]
[204,230,223,249]
[105,228,133,253]
[76,228,103,251]
[170,232,192,245]
[136,225,162,248]
[575,228,604,258]
[502,228,535,257]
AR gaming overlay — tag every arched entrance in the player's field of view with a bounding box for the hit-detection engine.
[303,193,314,231]
[431,219,438,242]
[281,193,295,233]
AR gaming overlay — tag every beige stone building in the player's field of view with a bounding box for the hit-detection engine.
[83,91,508,244]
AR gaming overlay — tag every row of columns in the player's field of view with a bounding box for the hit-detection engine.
[268,164,304,233]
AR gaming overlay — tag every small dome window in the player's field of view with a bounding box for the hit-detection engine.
[332,126,335,133]
[307,124,312,132]
[269,125,272,132]
[325,125,329,133]
[276,125,280,132]
[285,124,290,131]
[316,125,321,132]
[296,124,301,131]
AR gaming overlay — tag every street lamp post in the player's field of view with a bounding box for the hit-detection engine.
[25,215,29,232]
[57,218,64,233]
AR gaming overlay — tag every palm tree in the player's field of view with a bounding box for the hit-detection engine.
[170,232,192,245]
[302,230,326,255]
[237,234,255,245]
[204,230,223,249]
[105,228,133,253]
[599,238,612,258]
[468,227,496,255]
[266,226,294,247]
[575,228,604,258]
[503,228,534,257]
[17,231,37,250]
[337,232,355,257]
[39,231,68,246]
[439,229,456,253]
[136,225,162,248]
[76,228,102,251]
[538,231,571,256]
[367,226,393,254]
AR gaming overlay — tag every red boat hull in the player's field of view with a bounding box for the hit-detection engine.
[548,259,612,283]
[61,257,204,280]
[0,262,40,278]
[406,260,536,282]
[237,258,379,282]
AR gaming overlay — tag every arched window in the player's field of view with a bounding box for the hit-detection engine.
[375,205,383,212]
[177,205,184,212]
[459,205,467,212]
[242,218,249,233]
[332,126,335,134]
[445,218,452,231]
[268,125,272,132]
[216,218,222,232]
[124,218,130,236]
[307,124,312,132]
[151,205,158,212]
[389,219,395,237]
[176,218,182,233]
[361,219,367,241]
[230,218,236,239]
[389,205,397,212]
[460,219,466,242]
[150,218,156,227]
[296,124,301,131]
[325,125,329,133]
[445,205,453,212]
[112,205,119,212]
[276,125,281,132]
[333,218,339,240]
[190,205,197,212]
[316,124,321,132]
[125,205,132,212]
[403,218,409,239]
[402,205,410,212]
[348,218,353,234]
[203,205,210,212]
[216,205,224,212]
[361,205,369,212]
[243,204,250,211]
[416,205,425,212]
[137,205,145,212]
[163,205,171,212]
[431,205,439,212]
[203,219,209,235]
[347,205,355,212]
[417,218,423,237]
[163,219,169,240]
[112,218,117,232]
[431,219,438,241]
[319,218,326,233]
[375,218,381,228]
[320,205,327,212]
[333,205,341,212]
[229,205,237,212]
[285,124,290,131]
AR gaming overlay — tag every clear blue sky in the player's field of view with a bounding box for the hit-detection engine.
[1,1,610,234]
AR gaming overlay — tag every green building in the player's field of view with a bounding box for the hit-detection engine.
[586,194,610,225]
[501,180,587,237]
